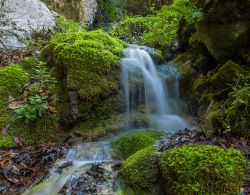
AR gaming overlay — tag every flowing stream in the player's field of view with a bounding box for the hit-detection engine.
[23,46,189,194]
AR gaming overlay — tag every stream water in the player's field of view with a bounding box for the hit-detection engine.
[23,47,189,194]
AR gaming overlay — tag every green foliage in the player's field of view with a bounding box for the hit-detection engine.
[15,95,49,124]
[55,16,86,33]
[15,61,57,125]
[166,0,204,24]
[119,147,161,192]
[112,0,203,48]
[0,61,59,145]
[160,144,248,195]
[111,8,178,48]
[95,0,125,27]
[224,74,250,136]
[0,136,16,148]
[112,130,163,160]
[0,64,29,97]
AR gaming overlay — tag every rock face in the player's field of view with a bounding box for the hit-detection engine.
[0,0,56,49]
[195,0,250,63]
[42,0,98,25]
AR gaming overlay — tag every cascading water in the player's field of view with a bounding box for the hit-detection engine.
[121,47,189,131]
[23,142,118,195]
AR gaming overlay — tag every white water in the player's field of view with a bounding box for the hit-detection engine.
[121,47,189,131]
[23,142,115,195]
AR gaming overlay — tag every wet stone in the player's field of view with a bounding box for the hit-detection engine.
[59,164,118,195]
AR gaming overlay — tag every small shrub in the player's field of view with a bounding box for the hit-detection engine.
[160,144,248,195]
[112,130,163,159]
[119,146,161,192]
[15,95,49,124]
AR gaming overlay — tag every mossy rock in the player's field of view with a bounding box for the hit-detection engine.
[43,29,126,125]
[119,146,163,194]
[0,136,16,148]
[206,102,224,131]
[0,64,29,96]
[160,144,248,195]
[112,130,163,160]
[211,60,245,91]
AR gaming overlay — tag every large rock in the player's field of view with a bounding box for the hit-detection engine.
[0,0,56,49]
[196,21,250,62]
[195,0,250,63]
[42,0,97,25]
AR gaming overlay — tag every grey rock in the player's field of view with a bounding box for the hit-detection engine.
[0,0,56,49]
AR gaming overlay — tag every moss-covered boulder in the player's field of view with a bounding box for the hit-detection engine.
[160,144,248,195]
[119,147,163,194]
[112,130,163,160]
[43,29,126,125]
[211,60,245,91]
[195,0,250,62]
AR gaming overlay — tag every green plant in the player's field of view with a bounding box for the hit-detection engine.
[224,74,250,136]
[160,144,248,195]
[112,130,163,159]
[15,95,49,124]
[30,61,58,95]
[166,0,204,24]
[55,16,86,33]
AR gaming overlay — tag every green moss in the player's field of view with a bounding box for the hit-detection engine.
[112,130,163,160]
[207,103,223,129]
[119,146,162,193]
[70,114,125,140]
[0,64,29,96]
[192,75,208,92]
[0,136,16,148]
[160,144,248,195]
[43,30,125,124]
[172,51,193,75]
[211,60,245,88]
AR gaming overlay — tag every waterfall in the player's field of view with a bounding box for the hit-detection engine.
[121,47,189,131]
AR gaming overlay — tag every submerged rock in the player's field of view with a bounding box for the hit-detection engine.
[0,0,56,49]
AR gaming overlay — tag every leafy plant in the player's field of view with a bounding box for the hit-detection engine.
[55,16,86,33]
[15,95,49,124]
[224,74,250,136]
[111,0,203,48]
[14,61,57,125]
